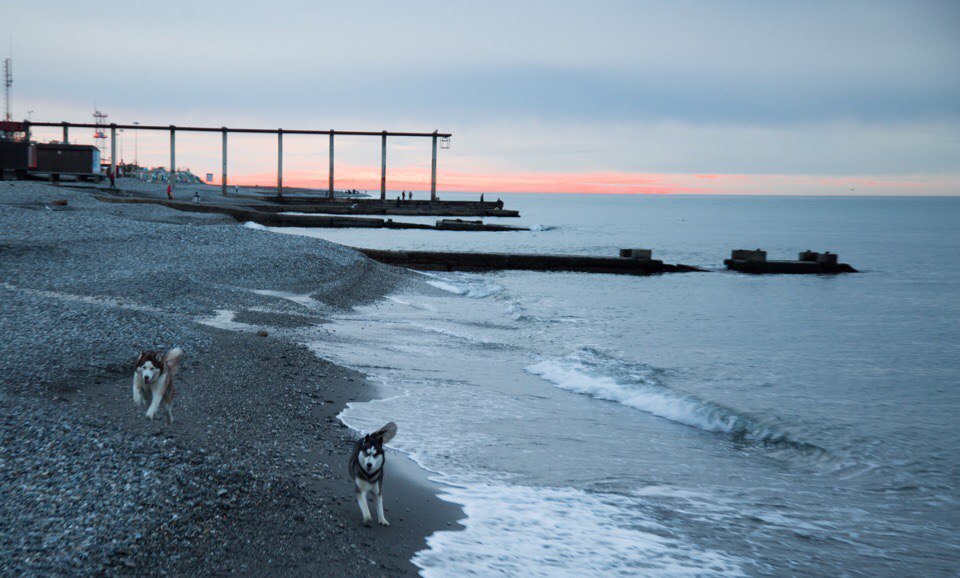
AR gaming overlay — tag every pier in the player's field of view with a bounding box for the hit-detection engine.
[91,193,528,231]
[25,121,452,201]
[230,194,519,217]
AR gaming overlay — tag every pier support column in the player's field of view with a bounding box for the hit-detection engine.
[328,130,335,199]
[380,131,387,200]
[221,127,228,196]
[62,122,68,144]
[277,129,283,198]
[430,130,438,201]
[110,124,117,187]
[169,125,176,190]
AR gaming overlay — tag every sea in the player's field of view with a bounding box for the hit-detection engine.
[256,193,959,576]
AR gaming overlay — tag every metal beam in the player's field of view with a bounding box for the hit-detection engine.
[62,122,68,144]
[28,121,451,138]
[221,127,227,196]
[169,125,176,189]
[380,131,387,201]
[110,124,117,187]
[277,129,283,197]
[328,130,334,199]
[430,130,438,201]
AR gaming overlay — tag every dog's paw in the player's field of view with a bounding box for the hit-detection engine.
[378,519,390,527]
[362,517,373,527]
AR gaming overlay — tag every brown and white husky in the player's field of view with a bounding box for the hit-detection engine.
[348,422,397,526]
[132,348,182,423]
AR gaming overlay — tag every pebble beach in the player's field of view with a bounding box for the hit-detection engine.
[0,180,461,575]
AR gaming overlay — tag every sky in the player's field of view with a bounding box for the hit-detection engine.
[6,1,960,195]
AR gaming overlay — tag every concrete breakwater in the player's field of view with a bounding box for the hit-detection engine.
[724,249,858,274]
[354,248,702,275]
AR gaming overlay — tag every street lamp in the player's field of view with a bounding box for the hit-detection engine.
[132,121,139,168]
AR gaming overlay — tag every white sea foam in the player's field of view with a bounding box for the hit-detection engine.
[528,223,556,232]
[242,221,269,231]
[505,300,528,320]
[407,321,505,347]
[416,271,503,298]
[386,296,437,311]
[414,482,745,577]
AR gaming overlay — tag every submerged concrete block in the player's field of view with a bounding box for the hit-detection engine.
[620,248,653,260]
[731,249,767,262]
[817,252,839,265]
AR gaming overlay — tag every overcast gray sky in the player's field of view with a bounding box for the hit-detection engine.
[7,1,960,193]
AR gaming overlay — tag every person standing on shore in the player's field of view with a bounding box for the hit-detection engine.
[166,184,173,200]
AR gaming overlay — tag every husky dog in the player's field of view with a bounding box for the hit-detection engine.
[132,348,182,423]
[348,422,398,526]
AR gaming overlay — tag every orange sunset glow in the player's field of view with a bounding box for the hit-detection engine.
[221,166,959,196]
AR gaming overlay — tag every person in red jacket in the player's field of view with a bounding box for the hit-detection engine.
[166,184,173,200]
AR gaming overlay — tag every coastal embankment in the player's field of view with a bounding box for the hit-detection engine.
[0,181,461,575]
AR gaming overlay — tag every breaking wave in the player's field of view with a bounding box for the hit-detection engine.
[416,271,503,299]
[525,347,834,459]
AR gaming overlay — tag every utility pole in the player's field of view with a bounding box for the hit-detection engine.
[3,57,11,122]
[133,121,139,168]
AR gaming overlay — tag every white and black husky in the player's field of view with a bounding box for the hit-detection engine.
[348,422,397,526]
[132,348,182,423]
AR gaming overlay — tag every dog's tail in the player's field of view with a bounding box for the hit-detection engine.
[163,347,183,375]
[373,422,397,444]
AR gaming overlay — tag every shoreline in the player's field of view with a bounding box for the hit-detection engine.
[0,181,462,575]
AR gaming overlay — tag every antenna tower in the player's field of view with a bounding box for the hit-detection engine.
[93,108,108,159]
[2,58,11,121]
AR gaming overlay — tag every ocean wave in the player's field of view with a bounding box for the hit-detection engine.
[407,321,509,348]
[525,347,832,458]
[529,224,556,232]
[414,482,745,577]
[416,271,503,298]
